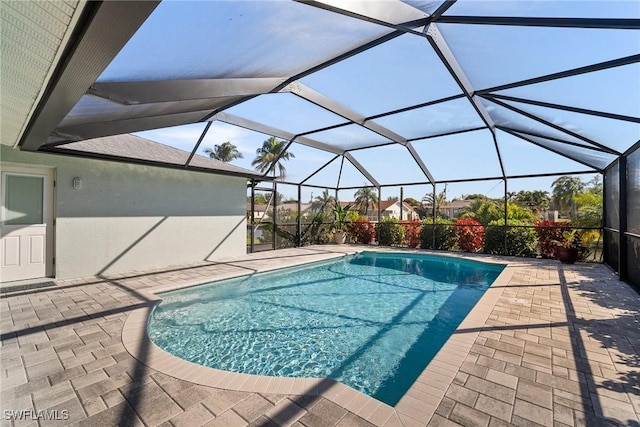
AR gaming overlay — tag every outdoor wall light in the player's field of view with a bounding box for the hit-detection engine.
[72,177,82,190]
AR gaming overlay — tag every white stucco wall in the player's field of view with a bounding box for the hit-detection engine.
[1,146,247,279]
[382,202,418,220]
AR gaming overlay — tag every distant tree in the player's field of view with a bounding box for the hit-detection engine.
[461,199,501,225]
[510,190,550,218]
[252,136,295,179]
[354,187,379,217]
[204,141,243,162]
[573,181,604,257]
[574,191,603,228]
[403,197,421,208]
[311,189,335,213]
[250,192,284,207]
[463,194,489,200]
[462,199,538,225]
[588,175,603,195]
[422,190,448,218]
[251,137,295,222]
[506,203,538,223]
[552,176,585,218]
[253,193,268,205]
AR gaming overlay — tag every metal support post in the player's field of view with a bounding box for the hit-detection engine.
[377,187,382,231]
[400,187,404,221]
[377,188,382,220]
[297,185,302,247]
[432,184,437,249]
[504,179,509,255]
[273,182,277,251]
[250,180,255,254]
[619,156,628,281]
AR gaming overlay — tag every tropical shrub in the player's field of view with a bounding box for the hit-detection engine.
[402,220,421,248]
[347,218,376,244]
[377,217,405,246]
[534,220,571,258]
[506,203,539,223]
[300,211,333,245]
[455,218,484,252]
[460,199,501,225]
[420,218,456,250]
[462,200,538,225]
[257,222,297,249]
[572,190,603,258]
[331,202,353,232]
[484,220,537,257]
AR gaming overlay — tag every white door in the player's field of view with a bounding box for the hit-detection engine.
[1,166,54,282]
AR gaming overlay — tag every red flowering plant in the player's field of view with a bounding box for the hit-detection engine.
[534,220,571,258]
[346,218,376,244]
[402,220,422,248]
[455,218,484,252]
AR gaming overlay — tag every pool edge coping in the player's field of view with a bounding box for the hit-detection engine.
[121,247,515,426]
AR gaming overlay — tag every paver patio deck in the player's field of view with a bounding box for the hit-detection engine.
[1,246,638,427]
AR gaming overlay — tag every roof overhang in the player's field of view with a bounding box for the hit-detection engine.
[18,1,160,151]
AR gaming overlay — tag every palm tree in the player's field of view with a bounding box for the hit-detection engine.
[422,190,447,217]
[311,189,335,213]
[204,141,243,162]
[510,190,550,218]
[251,136,295,179]
[552,176,585,218]
[353,186,378,218]
[250,137,294,227]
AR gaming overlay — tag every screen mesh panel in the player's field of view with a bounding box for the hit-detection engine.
[627,147,640,235]
[45,1,636,190]
[626,147,640,288]
[604,161,620,273]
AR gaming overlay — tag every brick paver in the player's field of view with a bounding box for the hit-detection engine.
[1,247,638,426]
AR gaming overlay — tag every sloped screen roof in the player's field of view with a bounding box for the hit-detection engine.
[41,0,640,187]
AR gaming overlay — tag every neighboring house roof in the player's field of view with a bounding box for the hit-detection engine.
[423,200,473,210]
[251,204,268,212]
[379,200,417,213]
[379,200,396,211]
[343,199,418,214]
[278,203,312,212]
[248,203,313,212]
[444,200,473,209]
[58,134,263,178]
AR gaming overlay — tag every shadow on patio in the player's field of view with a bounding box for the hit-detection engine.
[2,253,638,426]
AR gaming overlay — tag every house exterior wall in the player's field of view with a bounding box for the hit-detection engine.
[1,146,247,279]
[381,202,419,221]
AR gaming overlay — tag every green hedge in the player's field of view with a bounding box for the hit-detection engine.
[483,219,537,257]
[377,217,406,246]
[419,218,456,250]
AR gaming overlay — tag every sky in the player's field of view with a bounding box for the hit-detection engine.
[93,0,639,203]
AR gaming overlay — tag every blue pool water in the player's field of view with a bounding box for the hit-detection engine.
[148,252,504,405]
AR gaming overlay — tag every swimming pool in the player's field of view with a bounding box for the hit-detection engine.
[148,251,504,405]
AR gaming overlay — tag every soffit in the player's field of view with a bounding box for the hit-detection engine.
[0,0,86,147]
